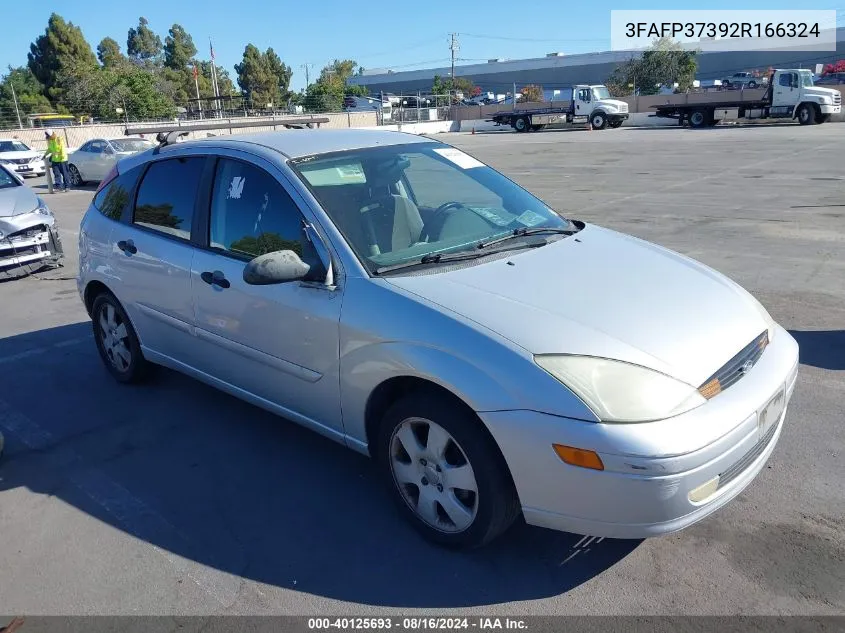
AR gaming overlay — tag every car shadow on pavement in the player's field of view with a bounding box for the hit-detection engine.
[788,330,845,371]
[0,322,641,608]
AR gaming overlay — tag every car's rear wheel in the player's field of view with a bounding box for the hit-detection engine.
[92,293,151,383]
[377,390,520,549]
[68,164,84,186]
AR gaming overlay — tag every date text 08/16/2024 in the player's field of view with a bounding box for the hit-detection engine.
[308,618,528,630]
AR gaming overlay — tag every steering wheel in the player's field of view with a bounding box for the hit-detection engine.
[431,200,466,221]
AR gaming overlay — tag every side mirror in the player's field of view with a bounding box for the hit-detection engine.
[243,250,311,285]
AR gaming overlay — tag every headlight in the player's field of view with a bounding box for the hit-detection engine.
[36,198,53,216]
[535,355,706,423]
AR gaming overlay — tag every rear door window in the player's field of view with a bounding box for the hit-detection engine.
[132,157,205,240]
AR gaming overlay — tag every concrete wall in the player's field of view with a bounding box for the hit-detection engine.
[0,111,379,151]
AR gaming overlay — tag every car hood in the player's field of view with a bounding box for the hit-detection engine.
[804,86,840,99]
[0,150,40,161]
[384,224,768,387]
[0,185,39,218]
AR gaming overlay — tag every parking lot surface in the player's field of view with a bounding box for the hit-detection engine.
[0,124,843,616]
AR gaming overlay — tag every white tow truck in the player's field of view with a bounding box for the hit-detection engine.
[653,68,842,127]
[490,84,629,131]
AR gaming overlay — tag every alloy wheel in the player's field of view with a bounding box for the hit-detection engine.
[389,417,479,533]
[98,302,132,373]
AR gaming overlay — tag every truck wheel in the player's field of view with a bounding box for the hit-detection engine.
[796,103,815,125]
[530,124,547,131]
[514,116,530,132]
[816,111,830,124]
[748,80,757,88]
[688,109,709,128]
[590,111,607,130]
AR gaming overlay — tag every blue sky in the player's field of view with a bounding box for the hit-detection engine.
[2,1,842,91]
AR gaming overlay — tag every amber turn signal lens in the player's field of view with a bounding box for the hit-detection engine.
[699,377,722,399]
[553,444,604,470]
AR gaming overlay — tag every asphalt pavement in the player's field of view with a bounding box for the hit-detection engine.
[0,124,843,616]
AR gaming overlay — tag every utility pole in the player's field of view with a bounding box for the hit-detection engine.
[301,63,314,88]
[9,80,23,129]
[449,33,459,97]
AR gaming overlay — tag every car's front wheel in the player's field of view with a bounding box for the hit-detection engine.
[92,292,151,384]
[377,390,520,549]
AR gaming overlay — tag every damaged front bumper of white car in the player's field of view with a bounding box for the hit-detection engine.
[0,207,65,280]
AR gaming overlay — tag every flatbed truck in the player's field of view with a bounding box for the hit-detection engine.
[490,84,629,131]
[653,69,841,127]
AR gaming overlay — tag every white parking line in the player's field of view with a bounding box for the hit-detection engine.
[0,397,243,609]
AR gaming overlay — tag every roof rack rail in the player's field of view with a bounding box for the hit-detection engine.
[125,116,332,142]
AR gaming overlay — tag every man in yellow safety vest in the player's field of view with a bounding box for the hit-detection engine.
[42,128,71,192]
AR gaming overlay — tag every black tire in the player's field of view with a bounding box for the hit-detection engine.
[513,116,530,132]
[748,80,757,89]
[91,292,152,384]
[530,124,547,131]
[816,111,831,124]
[68,164,84,186]
[590,110,608,130]
[377,390,520,549]
[608,120,623,129]
[688,109,710,128]
[796,103,815,125]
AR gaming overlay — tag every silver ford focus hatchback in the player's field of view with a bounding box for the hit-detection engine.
[77,129,799,549]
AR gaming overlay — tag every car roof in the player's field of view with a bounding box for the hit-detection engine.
[169,128,437,159]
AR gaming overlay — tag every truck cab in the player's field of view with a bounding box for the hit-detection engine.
[769,69,842,123]
[573,85,629,129]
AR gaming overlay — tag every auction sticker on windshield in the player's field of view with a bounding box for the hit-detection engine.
[433,148,484,169]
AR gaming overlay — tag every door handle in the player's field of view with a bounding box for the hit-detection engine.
[200,270,230,289]
[117,239,137,255]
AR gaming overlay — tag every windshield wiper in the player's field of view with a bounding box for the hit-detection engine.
[476,225,576,249]
[373,241,546,275]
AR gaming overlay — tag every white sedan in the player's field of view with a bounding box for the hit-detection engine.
[68,137,155,185]
[0,139,46,178]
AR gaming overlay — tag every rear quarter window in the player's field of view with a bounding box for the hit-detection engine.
[92,165,143,221]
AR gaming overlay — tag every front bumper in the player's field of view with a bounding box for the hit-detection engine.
[481,325,799,539]
[0,214,65,277]
[820,104,841,115]
[5,159,46,176]
[608,112,629,122]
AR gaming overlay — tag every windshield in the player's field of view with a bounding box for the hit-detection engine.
[0,166,21,188]
[592,86,611,100]
[290,142,570,273]
[110,139,154,152]
[800,71,814,87]
[0,141,31,153]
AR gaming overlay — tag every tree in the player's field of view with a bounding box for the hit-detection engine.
[0,66,52,127]
[127,17,162,64]
[521,84,543,102]
[97,37,125,68]
[263,48,293,104]
[235,44,292,109]
[56,61,175,121]
[431,75,476,103]
[27,13,97,98]
[164,24,197,71]
[607,37,698,96]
